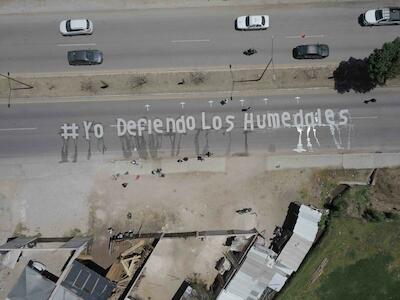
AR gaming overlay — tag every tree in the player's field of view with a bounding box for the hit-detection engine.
[333,57,376,93]
[368,37,400,85]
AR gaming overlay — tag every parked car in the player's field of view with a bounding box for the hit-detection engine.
[60,19,93,36]
[67,50,103,66]
[360,7,400,26]
[235,15,269,30]
[292,44,329,59]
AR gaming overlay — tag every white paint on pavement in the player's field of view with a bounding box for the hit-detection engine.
[351,116,378,119]
[0,127,37,131]
[171,39,210,43]
[285,34,325,39]
[57,43,96,47]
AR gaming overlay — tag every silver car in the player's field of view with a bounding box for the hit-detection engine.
[59,19,93,36]
[235,15,269,30]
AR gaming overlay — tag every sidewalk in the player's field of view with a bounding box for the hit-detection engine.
[265,152,400,170]
[0,0,385,15]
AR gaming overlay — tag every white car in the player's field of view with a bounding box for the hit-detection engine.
[361,7,400,26]
[235,15,269,30]
[59,19,93,36]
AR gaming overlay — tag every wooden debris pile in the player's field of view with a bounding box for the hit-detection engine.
[106,240,150,294]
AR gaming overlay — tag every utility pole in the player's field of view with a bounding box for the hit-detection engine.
[0,72,34,108]
[271,35,276,81]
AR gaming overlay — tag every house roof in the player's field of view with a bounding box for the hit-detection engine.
[60,261,115,300]
[217,204,323,300]
[276,205,322,273]
[217,245,288,300]
[6,266,55,300]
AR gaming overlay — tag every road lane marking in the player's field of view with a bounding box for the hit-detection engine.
[57,43,96,47]
[0,127,37,131]
[351,116,378,119]
[285,34,325,39]
[171,39,210,43]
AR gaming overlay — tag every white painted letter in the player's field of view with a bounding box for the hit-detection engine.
[267,113,281,128]
[117,118,127,136]
[201,112,211,130]
[212,116,223,130]
[176,116,186,133]
[256,114,267,129]
[325,109,335,125]
[293,109,304,127]
[186,116,196,131]
[127,120,137,136]
[83,121,93,140]
[137,118,147,136]
[166,117,176,133]
[244,113,254,130]
[153,119,164,134]
[225,115,235,132]
[281,112,291,127]
[93,123,104,138]
[304,112,315,127]
[339,109,349,125]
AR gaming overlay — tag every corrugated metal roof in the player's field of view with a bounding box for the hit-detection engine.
[276,234,312,273]
[217,204,322,300]
[277,205,322,272]
[0,237,37,250]
[217,245,289,300]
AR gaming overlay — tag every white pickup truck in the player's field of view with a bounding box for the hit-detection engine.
[362,7,400,26]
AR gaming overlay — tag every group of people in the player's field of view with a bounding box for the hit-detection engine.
[151,168,165,177]
[177,152,213,163]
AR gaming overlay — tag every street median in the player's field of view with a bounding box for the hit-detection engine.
[1,64,400,103]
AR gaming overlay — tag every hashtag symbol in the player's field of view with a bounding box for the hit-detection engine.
[60,123,79,140]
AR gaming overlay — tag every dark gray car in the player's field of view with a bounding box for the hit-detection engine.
[292,44,329,59]
[67,50,103,66]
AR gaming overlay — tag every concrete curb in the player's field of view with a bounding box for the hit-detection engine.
[265,152,400,171]
[0,0,389,15]
[1,87,335,104]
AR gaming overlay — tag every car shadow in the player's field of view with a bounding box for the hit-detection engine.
[358,14,366,27]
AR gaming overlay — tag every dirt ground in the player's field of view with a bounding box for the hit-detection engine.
[87,156,318,268]
[371,168,400,211]
[0,66,337,100]
[134,236,230,300]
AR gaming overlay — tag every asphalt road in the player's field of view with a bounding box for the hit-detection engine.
[0,1,399,73]
[0,88,399,161]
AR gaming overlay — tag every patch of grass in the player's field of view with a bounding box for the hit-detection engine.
[277,216,400,300]
[317,254,400,300]
[311,169,370,206]
[352,186,371,215]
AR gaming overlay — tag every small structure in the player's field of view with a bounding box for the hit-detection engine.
[216,203,323,300]
[54,260,115,300]
[217,244,289,300]
[0,236,115,300]
[6,264,56,300]
[275,203,322,274]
